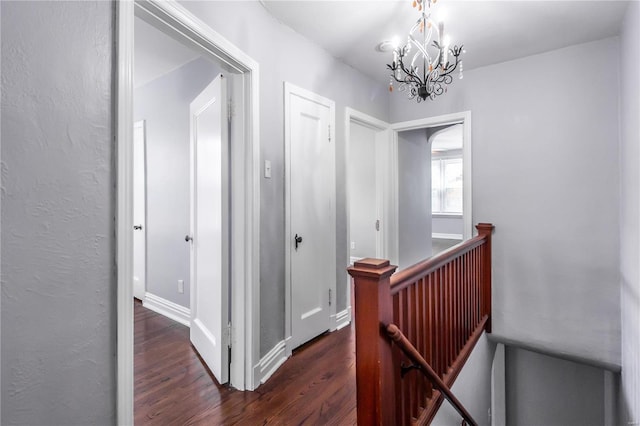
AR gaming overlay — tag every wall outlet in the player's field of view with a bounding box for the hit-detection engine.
[178,279,184,294]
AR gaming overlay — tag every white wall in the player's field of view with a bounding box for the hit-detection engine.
[349,122,378,259]
[134,57,220,308]
[618,1,640,423]
[391,37,621,367]
[505,347,605,425]
[1,1,115,424]
[180,1,389,356]
[398,129,432,269]
[432,334,495,426]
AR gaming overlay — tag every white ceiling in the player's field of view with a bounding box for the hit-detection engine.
[134,17,200,88]
[261,0,629,84]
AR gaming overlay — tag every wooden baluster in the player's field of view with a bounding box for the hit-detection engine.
[476,224,494,331]
[428,272,436,380]
[408,286,416,421]
[424,275,433,399]
[447,262,453,369]
[347,258,397,426]
[435,269,441,377]
[456,259,461,357]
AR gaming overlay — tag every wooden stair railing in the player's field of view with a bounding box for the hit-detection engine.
[386,324,477,426]
[347,223,494,425]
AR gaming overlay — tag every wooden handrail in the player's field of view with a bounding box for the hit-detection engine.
[386,323,478,426]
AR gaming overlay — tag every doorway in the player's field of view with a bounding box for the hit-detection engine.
[284,82,336,351]
[117,1,260,422]
[345,108,393,320]
[391,112,472,268]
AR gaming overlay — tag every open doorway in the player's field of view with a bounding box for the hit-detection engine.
[429,124,464,255]
[391,112,472,269]
[133,7,231,405]
[117,1,260,422]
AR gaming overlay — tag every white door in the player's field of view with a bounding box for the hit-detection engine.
[133,121,147,301]
[348,121,383,262]
[286,84,336,349]
[189,74,230,385]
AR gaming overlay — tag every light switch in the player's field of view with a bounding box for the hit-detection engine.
[351,242,355,250]
[264,160,272,178]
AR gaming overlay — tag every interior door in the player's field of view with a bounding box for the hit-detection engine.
[189,74,230,384]
[288,87,335,349]
[349,121,382,262]
[133,120,147,301]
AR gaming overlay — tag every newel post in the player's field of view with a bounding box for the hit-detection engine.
[347,258,398,426]
[476,223,494,333]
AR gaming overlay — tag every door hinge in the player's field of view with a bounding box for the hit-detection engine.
[227,99,233,122]
[375,219,380,231]
[226,322,232,348]
[329,288,332,306]
[328,124,331,142]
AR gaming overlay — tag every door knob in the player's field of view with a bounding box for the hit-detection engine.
[185,235,193,242]
[294,234,303,250]
[133,225,143,230]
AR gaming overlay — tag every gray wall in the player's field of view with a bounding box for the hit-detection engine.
[432,216,463,237]
[390,37,621,367]
[134,57,220,308]
[1,1,115,424]
[349,122,378,259]
[398,129,432,269]
[505,347,605,425]
[181,1,389,356]
[432,334,495,426]
[619,1,640,423]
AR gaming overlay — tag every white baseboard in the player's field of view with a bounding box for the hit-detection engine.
[432,233,463,240]
[335,306,352,330]
[253,340,288,386]
[143,292,191,327]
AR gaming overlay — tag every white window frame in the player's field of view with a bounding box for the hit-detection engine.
[431,154,463,216]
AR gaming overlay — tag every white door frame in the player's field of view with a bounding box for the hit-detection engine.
[344,108,393,318]
[116,1,261,423]
[390,111,473,243]
[284,82,336,354]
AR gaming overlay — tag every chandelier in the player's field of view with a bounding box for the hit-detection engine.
[388,0,464,102]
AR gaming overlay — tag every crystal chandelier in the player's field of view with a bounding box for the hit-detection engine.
[388,0,464,102]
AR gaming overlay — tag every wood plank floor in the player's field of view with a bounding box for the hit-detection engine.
[134,300,357,425]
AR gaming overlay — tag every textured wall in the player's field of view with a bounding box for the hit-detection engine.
[390,37,621,367]
[134,57,220,308]
[619,1,640,423]
[1,1,115,424]
[181,1,389,356]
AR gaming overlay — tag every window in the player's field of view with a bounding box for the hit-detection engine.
[432,157,462,214]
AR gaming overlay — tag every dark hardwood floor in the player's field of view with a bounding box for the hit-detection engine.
[134,300,357,425]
